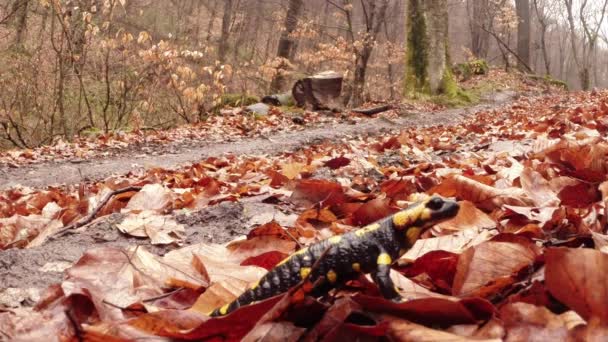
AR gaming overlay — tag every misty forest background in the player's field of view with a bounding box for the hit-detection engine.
[0,0,606,149]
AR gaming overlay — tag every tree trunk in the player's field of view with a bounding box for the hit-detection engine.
[12,0,29,49]
[404,0,453,96]
[533,0,550,75]
[516,0,531,71]
[468,0,490,58]
[205,0,218,44]
[350,0,389,107]
[270,0,303,93]
[218,0,233,64]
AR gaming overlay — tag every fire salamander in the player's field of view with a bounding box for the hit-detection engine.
[209,196,459,317]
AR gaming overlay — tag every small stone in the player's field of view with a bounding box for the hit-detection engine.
[245,103,270,116]
[292,116,305,125]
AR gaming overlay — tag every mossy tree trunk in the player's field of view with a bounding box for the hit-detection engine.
[404,0,456,97]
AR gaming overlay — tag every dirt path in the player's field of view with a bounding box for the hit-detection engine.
[0,91,517,190]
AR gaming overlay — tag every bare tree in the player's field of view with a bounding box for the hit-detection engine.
[12,0,29,48]
[564,0,608,90]
[467,0,491,58]
[343,0,389,107]
[270,0,304,93]
[516,0,531,71]
[533,0,552,75]
[218,0,233,64]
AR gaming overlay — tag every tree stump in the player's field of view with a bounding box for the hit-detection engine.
[292,71,343,110]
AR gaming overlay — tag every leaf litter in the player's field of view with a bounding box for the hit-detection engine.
[2,89,608,340]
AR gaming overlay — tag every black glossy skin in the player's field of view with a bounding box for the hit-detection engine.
[210,196,459,317]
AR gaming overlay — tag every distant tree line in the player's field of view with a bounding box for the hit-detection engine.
[0,0,605,148]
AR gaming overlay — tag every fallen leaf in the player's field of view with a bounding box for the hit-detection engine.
[545,247,608,323]
[116,211,185,245]
[384,315,501,342]
[452,235,541,297]
[125,184,174,212]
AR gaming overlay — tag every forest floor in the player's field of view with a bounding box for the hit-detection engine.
[5,72,608,341]
[0,90,518,296]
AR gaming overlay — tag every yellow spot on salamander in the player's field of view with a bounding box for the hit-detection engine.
[294,248,308,256]
[250,280,260,289]
[377,253,392,265]
[352,263,361,272]
[327,270,337,283]
[355,223,381,237]
[420,208,432,220]
[393,198,432,229]
[328,235,342,244]
[300,267,311,279]
[219,303,230,315]
[406,227,422,246]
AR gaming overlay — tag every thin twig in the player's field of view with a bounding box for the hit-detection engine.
[142,287,186,303]
[51,185,142,238]
[284,228,303,249]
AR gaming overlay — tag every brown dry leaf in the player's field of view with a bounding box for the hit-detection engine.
[241,321,306,342]
[591,232,608,254]
[351,197,397,226]
[125,184,174,212]
[503,205,558,227]
[519,168,560,207]
[496,157,524,185]
[65,246,208,319]
[433,200,495,234]
[0,306,77,341]
[290,179,347,208]
[384,315,501,342]
[165,237,295,267]
[433,175,534,210]
[190,280,249,315]
[402,227,498,261]
[281,162,307,180]
[24,218,64,248]
[545,248,608,322]
[0,214,62,249]
[304,297,364,341]
[116,211,185,245]
[452,236,541,297]
[226,236,296,262]
[193,253,266,286]
[499,302,585,342]
[389,270,451,300]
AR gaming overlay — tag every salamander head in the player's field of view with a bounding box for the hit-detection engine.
[392,196,460,230]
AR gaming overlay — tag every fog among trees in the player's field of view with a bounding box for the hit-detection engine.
[0,0,606,148]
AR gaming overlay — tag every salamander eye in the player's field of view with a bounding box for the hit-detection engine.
[426,197,444,210]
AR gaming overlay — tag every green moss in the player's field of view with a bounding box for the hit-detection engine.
[279,105,304,113]
[212,93,260,114]
[219,93,260,107]
[452,59,489,81]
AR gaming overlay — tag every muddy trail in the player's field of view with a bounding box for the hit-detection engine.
[0,91,519,307]
[0,92,517,190]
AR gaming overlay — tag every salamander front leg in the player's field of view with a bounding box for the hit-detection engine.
[371,251,402,302]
